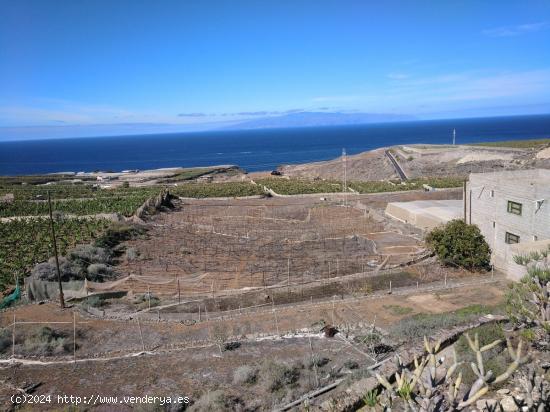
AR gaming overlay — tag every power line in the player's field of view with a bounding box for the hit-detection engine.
[47,191,65,309]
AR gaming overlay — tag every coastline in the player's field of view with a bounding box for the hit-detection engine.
[2,114,550,176]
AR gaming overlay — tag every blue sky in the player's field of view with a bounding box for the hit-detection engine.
[1,0,550,138]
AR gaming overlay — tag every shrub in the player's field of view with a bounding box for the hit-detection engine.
[223,341,240,351]
[233,365,257,385]
[31,256,81,281]
[126,247,140,261]
[87,263,113,281]
[354,333,382,346]
[69,244,111,267]
[94,223,145,249]
[307,356,330,369]
[0,329,11,353]
[261,361,301,392]
[31,244,113,282]
[425,219,491,270]
[344,360,359,370]
[135,293,160,309]
[21,326,71,356]
[83,295,111,308]
[189,390,243,412]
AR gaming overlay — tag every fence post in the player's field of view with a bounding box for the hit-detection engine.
[272,301,279,336]
[287,258,290,296]
[12,314,15,359]
[332,296,335,325]
[137,316,145,351]
[73,311,77,363]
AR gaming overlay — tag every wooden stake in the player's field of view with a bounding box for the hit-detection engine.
[177,279,181,304]
[147,285,151,310]
[137,316,145,351]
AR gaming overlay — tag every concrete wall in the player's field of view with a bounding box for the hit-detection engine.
[466,169,550,277]
[385,200,463,230]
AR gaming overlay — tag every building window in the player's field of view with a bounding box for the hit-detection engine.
[507,201,522,215]
[505,232,520,244]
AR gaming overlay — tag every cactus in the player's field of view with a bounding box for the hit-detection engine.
[514,365,550,411]
[507,252,550,349]
[372,335,529,411]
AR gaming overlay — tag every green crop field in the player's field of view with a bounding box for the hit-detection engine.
[257,178,343,195]
[171,182,265,198]
[349,177,463,194]
[0,217,111,290]
[0,184,169,218]
[0,196,153,218]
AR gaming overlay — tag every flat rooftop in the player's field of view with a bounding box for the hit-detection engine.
[469,168,550,184]
[385,199,463,230]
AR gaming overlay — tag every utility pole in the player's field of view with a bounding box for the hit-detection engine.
[48,191,65,308]
[342,148,347,206]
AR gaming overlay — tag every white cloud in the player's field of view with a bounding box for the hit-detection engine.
[482,21,549,37]
[308,69,550,115]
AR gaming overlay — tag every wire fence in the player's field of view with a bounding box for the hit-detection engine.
[0,270,503,366]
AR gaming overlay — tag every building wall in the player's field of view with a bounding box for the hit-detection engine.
[466,170,550,276]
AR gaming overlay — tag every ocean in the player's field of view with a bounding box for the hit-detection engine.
[1,114,549,176]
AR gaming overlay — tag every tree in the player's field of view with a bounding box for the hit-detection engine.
[425,220,491,271]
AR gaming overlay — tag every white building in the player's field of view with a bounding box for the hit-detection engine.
[466,169,550,280]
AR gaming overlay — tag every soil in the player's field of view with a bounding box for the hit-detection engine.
[0,282,506,411]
